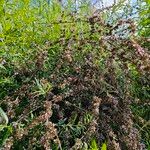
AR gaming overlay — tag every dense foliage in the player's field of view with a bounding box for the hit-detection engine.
[0,0,149,150]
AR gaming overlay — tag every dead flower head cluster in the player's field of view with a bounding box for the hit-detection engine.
[0,13,149,150]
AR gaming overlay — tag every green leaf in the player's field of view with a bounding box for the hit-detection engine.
[0,64,6,70]
[0,107,8,125]
[0,124,7,131]
[0,0,4,10]
[0,77,13,84]
[0,23,3,33]
[5,22,12,31]
[101,142,107,150]
[90,139,99,150]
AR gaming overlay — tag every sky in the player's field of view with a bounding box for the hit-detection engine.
[92,0,119,8]
[92,0,136,8]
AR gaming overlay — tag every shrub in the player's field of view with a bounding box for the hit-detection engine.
[0,0,149,149]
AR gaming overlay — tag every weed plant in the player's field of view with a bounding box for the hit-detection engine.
[0,0,149,150]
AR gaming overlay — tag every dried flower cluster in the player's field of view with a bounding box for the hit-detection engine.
[0,13,149,150]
